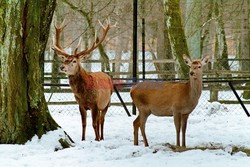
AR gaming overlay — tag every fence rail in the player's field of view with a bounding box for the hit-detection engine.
[43,79,250,117]
[44,53,250,117]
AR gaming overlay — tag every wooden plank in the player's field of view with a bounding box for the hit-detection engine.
[44,59,177,64]
[47,100,250,106]
[44,89,73,93]
[47,101,133,106]
[44,89,131,93]
[44,87,249,93]
[43,71,250,78]
[216,100,250,104]
[44,58,250,63]
[204,71,250,75]
[48,101,76,105]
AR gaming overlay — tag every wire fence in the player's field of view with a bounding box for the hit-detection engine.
[44,80,250,117]
[43,50,250,118]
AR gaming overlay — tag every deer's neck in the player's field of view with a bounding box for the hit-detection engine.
[68,66,88,94]
[188,76,203,101]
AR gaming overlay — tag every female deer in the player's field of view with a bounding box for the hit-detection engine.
[131,55,210,147]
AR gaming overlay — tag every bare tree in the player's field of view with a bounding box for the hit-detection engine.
[61,0,114,71]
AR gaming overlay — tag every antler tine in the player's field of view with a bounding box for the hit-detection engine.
[75,19,112,57]
[105,18,117,28]
[54,19,67,30]
[59,19,67,29]
[108,17,112,25]
[52,36,70,57]
[94,30,97,44]
[74,37,82,55]
[52,18,70,58]
[98,20,106,29]
[110,21,117,28]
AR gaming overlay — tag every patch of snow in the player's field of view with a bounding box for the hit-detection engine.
[0,111,250,167]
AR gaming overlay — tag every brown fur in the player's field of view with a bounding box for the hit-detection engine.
[130,56,210,147]
[52,19,114,141]
[68,64,113,141]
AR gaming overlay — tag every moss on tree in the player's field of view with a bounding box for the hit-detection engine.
[0,0,59,144]
[163,0,190,78]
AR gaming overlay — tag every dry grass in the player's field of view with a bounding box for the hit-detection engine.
[163,143,250,156]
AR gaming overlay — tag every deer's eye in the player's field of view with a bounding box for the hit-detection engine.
[198,66,201,68]
[73,60,77,63]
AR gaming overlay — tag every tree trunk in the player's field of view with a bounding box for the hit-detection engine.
[0,0,60,144]
[214,0,230,71]
[156,0,174,79]
[185,0,202,59]
[51,3,66,89]
[163,0,190,78]
[239,0,250,71]
[242,0,250,99]
[200,0,214,63]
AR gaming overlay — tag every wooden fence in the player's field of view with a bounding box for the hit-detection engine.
[43,58,250,107]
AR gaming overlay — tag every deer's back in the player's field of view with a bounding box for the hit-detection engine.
[130,81,196,116]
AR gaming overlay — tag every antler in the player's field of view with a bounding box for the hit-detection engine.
[52,19,70,57]
[75,19,116,57]
[74,37,82,55]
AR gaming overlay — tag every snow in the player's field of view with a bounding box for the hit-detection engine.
[26,49,250,166]
[1,104,250,167]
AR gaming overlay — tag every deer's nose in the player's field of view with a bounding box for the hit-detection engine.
[60,66,65,71]
[190,71,194,76]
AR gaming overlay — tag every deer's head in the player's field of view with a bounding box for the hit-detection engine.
[183,55,210,80]
[52,19,116,76]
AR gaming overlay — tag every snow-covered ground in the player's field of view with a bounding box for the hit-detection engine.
[1,104,250,167]
[15,49,248,166]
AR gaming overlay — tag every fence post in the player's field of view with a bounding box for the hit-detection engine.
[142,18,146,79]
[228,81,250,117]
[132,0,138,115]
[113,85,131,117]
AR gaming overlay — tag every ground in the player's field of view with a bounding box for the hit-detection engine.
[0,106,250,167]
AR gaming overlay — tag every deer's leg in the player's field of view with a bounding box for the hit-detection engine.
[181,114,189,148]
[79,106,87,141]
[100,105,108,140]
[97,112,100,140]
[91,107,100,141]
[133,115,140,146]
[174,112,181,147]
[139,110,151,147]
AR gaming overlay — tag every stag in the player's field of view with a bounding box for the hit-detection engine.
[130,55,210,147]
[52,19,115,141]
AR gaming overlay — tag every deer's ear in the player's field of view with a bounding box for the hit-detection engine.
[201,55,210,65]
[183,54,192,67]
[56,51,68,62]
[79,55,90,62]
[56,54,67,62]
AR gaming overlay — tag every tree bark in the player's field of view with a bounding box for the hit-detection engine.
[200,0,214,62]
[51,3,66,89]
[163,0,190,78]
[185,0,202,59]
[241,0,250,99]
[214,0,230,71]
[156,0,174,79]
[0,0,59,144]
